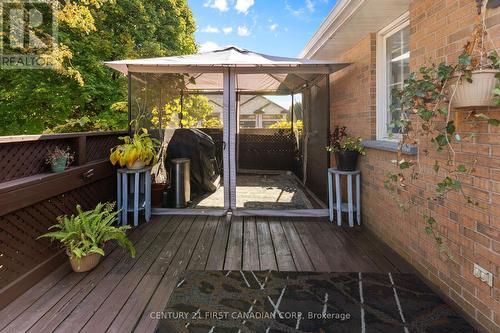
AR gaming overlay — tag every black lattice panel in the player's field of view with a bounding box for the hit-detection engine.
[86,135,122,162]
[0,177,114,289]
[238,129,297,171]
[0,139,75,182]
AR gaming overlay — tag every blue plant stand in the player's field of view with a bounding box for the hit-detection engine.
[117,167,152,227]
[327,168,361,227]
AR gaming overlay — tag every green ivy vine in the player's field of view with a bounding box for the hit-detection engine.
[385,14,500,258]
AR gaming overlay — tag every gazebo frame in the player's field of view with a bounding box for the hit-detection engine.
[105,47,349,217]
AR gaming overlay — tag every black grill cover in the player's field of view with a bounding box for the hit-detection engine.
[166,129,220,195]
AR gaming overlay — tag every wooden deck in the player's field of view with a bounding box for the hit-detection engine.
[0,215,413,333]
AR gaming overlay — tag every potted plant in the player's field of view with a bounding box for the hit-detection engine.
[326,126,365,171]
[45,146,74,173]
[451,19,500,108]
[109,128,160,169]
[38,202,136,272]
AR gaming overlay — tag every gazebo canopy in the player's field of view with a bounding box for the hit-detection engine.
[104,47,349,94]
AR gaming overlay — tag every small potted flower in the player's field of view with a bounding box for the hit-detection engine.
[38,202,136,272]
[46,147,74,173]
[109,128,160,169]
[326,126,365,171]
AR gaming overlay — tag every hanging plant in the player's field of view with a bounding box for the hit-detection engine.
[384,2,500,258]
[451,15,500,108]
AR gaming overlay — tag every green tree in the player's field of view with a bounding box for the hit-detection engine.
[269,119,303,132]
[0,0,196,135]
[153,95,215,128]
[202,117,223,128]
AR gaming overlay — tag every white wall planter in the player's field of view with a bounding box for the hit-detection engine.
[451,70,499,108]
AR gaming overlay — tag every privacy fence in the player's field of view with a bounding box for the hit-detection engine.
[163,128,302,174]
[0,131,125,309]
[237,128,299,172]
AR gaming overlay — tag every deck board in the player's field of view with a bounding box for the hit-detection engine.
[224,216,243,270]
[256,216,277,270]
[339,226,395,272]
[205,217,230,270]
[268,217,296,271]
[292,219,331,271]
[316,220,377,272]
[242,217,260,271]
[187,216,217,270]
[1,215,414,333]
[280,219,314,271]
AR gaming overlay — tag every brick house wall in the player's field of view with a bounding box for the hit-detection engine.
[330,34,377,139]
[326,0,500,331]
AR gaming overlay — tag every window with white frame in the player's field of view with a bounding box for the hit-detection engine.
[376,13,410,140]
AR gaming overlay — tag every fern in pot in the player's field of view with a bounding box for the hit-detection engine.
[326,126,365,171]
[38,202,136,272]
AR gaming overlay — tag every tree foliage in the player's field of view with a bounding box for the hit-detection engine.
[269,119,303,131]
[0,0,196,135]
[153,95,215,128]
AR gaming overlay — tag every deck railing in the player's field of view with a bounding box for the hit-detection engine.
[0,131,126,309]
[0,128,301,309]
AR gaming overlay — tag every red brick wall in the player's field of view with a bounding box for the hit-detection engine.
[329,35,377,139]
[325,1,500,331]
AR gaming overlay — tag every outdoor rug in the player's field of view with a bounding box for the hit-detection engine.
[156,271,476,333]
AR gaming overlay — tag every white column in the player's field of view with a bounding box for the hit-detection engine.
[256,113,263,128]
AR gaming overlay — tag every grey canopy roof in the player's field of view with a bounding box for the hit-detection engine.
[104,47,348,94]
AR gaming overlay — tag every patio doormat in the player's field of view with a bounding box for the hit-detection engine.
[156,271,476,333]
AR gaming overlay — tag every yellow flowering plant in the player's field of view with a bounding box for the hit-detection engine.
[109,129,160,168]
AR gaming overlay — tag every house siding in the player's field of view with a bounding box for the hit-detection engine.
[324,0,500,331]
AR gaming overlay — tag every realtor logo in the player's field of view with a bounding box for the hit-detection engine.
[0,0,58,69]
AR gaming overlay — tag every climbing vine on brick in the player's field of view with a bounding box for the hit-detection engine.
[384,14,500,258]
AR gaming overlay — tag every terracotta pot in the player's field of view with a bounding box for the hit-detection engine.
[152,182,168,207]
[451,70,499,108]
[335,151,359,171]
[126,159,146,170]
[67,251,101,272]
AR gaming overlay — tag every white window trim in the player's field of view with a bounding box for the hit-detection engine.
[376,12,410,141]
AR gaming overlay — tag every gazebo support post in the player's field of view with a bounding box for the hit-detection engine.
[179,90,184,128]
[325,74,331,169]
[127,73,132,135]
[223,68,237,211]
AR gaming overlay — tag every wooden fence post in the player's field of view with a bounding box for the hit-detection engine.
[74,135,87,166]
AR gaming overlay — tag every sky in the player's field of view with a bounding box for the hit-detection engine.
[188,0,336,58]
